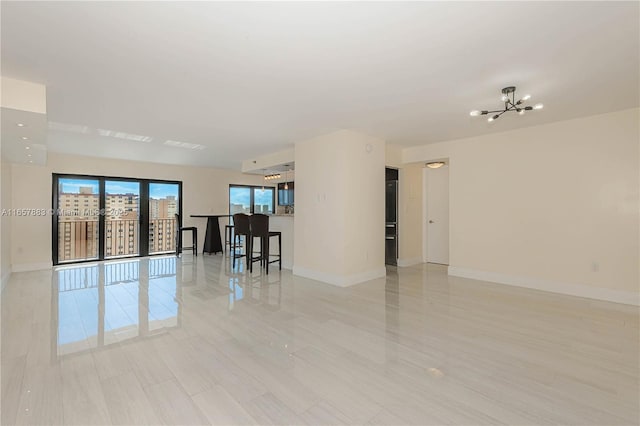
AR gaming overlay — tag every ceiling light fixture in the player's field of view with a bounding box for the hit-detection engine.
[17,123,25,127]
[284,165,290,190]
[426,161,446,169]
[21,136,29,140]
[470,86,543,123]
[265,173,281,180]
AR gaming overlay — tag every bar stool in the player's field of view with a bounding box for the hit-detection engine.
[232,213,250,269]
[175,214,197,256]
[224,224,234,252]
[248,214,281,274]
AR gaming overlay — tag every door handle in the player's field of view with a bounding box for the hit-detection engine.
[429,220,434,223]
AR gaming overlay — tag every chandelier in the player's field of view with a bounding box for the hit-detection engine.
[470,86,543,122]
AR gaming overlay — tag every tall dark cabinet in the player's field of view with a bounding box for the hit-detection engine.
[385,168,399,265]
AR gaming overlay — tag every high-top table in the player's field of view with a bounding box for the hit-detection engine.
[190,215,231,255]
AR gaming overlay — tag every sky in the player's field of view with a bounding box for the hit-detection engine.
[149,183,179,199]
[106,181,139,195]
[60,178,99,194]
[230,187,251,207]
[59,178,178,199]
[230,187,274,208]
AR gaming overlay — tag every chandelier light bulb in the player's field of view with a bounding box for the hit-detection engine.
[522,94,531,101]
[470,110,481,117]
[533,103,544,110]
[519,109,525,115]
[501,95,509,102]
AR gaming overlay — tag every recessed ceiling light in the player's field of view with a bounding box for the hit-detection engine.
[27,154,32,157]
[29,160,33,163]
[17,123,26,127]
[164,140,206,150]
[25,146,30,150]
[21,136,29,140]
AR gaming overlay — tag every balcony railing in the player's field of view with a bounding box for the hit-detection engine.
[57,218,177,262]
[59,220,99,262]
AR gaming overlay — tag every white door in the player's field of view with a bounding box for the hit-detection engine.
[426,166,449,265]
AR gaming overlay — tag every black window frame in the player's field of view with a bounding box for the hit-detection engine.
[228,184,276,215]
[52,173,182,266]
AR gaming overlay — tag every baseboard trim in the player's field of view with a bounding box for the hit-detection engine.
[293,265,386,287]
[12,262,53,273]
[397,257,423,267]
[448,266,639,306]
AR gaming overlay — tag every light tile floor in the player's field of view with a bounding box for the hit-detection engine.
[1,255,638,425]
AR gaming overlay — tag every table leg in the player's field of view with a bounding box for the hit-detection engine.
[202,217,224,254]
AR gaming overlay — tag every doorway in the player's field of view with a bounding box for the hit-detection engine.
[53,174,182,265]
[424,163,449,265]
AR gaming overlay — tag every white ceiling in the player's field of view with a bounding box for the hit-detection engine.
[2,2,638,169]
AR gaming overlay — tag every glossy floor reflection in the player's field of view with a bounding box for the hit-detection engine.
[2,255,638,425]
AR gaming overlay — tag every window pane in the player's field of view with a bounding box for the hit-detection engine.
[57,178,100,263]
[149,183,179,254]
[230,187,251,214]
[105,180,140,259]
[254,188,274,214]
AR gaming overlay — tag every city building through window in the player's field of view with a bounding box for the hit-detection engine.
[52,174,182,265]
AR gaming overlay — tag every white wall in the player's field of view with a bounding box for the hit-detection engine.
[10,152,265,271]
[385,144,403,168]
[403,108,640,304]
[293,130,386,286]
[1,160,12,289]
[397,163,423,266]
[1,77,46,114]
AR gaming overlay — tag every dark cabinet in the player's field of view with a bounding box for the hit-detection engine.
[277,182,295,206]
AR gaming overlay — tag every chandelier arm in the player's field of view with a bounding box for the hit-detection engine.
[506,100,520,110]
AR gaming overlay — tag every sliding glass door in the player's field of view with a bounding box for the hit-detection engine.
[148,183,180,255]
[53,174,182,265]
[105,180,140,259]
[56,177,101,263]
